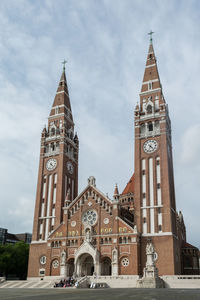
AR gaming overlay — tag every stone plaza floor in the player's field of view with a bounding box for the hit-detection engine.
[0,288,200,300]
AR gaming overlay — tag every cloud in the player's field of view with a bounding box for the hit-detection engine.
[179,124,200,166]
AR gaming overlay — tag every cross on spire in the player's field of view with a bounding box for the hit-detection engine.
[62,59,67,71]
[148,30,154,44]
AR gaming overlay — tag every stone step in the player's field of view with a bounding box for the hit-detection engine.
[0,280,54,289]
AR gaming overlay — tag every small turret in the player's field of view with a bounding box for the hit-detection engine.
[113,184,119,202]
[74,132,79,144]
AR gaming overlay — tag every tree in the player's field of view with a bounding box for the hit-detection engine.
[0,242,29,279]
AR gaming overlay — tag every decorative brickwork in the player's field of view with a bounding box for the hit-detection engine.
[28,41,199,279]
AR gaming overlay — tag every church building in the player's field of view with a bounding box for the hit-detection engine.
[27,38,199,279]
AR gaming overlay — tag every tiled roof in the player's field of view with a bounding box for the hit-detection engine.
[122,173,134,195]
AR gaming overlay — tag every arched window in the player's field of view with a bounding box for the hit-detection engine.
[148,82,153,90]
[147,104,152,113]
[51,128,55,136]
[51,143,55,151]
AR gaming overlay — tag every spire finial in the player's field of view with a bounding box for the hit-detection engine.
[62,59,67,71]
[148,30,154,44]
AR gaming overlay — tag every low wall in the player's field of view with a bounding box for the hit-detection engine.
[27,276,63,282]
[27,275,200,289]
[88,275,139,288]
[162,275,200,289]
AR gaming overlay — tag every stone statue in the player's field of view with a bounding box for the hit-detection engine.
[85,228,91,242]
[112,248,118,263]
[146,242,154,255]
[61,250,66,265]
[88,176,96,187]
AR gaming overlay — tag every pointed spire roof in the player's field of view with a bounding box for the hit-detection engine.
[113,184,119,197]
[54,67,72,110]
[140,35,162,94]
[49,63,73,121]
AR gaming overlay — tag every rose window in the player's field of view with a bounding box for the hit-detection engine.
[82,210,97,226]
[121,257,129,267]
[52,259,59,269]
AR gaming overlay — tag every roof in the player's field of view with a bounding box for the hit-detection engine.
[122,173,134,195]
[182,241,199,250]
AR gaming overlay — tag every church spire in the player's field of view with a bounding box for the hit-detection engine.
[49,62,73,121]
[140,33,162,97]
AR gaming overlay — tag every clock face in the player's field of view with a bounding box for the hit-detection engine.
[143,140,158,153]
[67,161,74,174]
[46,158,57,171]
[82,210,98,226]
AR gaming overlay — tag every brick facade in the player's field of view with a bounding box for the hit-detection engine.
[28,41,199,279]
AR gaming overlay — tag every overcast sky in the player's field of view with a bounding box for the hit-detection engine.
[0,0,200,247]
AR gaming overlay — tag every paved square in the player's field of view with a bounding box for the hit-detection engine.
[0,288,200,300]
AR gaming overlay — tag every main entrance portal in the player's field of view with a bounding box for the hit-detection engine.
[76,254,94,277]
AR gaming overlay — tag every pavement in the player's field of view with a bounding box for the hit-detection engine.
[0,288,200,300]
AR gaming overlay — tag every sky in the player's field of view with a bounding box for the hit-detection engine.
[0,0,200,247]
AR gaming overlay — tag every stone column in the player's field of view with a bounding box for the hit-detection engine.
[95,260,101,276]
[60,265,67,277]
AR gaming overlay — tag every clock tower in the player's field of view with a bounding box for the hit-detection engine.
[31,64,79,242]
[134,37,181,275]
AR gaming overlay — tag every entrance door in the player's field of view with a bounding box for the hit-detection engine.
[77,254,94,276]
[101,257,111,275]
[67,258,74,277]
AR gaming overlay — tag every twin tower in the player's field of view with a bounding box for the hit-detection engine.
[28,40,188,278]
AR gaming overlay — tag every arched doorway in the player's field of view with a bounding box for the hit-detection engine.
[76,254,94,277]
[50,258,60,276]
[101,257,111,275]
[67,258,74,277]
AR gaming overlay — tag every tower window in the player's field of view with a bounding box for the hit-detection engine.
[140,123,145,135]
[155,120,160,132]
[147,105,152,113]
[148,122,153,131]
[55,106,59,114]
[157,183,160,189]
[51,143,55,151]
[148,82,153,90]
[56,142,59,150]
[51,128,55,136]
[142,193,146,198]
[143,217,146,223]
[158,225,162,231]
